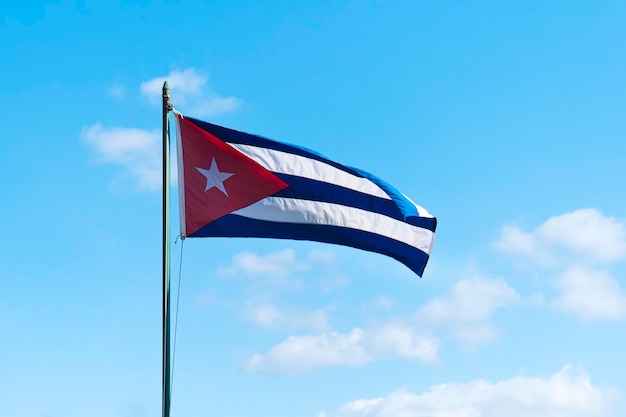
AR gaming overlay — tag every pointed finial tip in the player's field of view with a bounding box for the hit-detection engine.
[163,80,169,90]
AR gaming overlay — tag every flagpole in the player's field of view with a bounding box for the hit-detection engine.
[162,81,173,417]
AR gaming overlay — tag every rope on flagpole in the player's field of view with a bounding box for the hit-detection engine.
[170,236,185,400]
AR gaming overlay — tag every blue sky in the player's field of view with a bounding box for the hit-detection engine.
[2,1,626,416]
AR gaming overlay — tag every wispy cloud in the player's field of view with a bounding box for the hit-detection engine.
[318,365,619,417]
[235,254,519,372]
[495,209,626,321]
[217,249,310,290]
[107,84,125,100]
[86,68,236,191]
[224,249,441,373]
[551,266,626,320]
[242,302,329,332]
[140,68,206,102]
[245,325,439,373]
[140,68,242,117]
[210,248,344,336]
[415,275,521,346]
[81,124,161,191]
[495,209,626,265]
[219,249,309,278]
[193,96,240,117]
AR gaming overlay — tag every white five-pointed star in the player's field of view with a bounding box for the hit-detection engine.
[196,158,234,196]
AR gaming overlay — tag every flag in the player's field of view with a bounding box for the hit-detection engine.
[175,114,437,276]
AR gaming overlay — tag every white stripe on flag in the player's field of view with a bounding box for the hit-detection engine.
[402,193,435,218]
[228,143,391,200]
[232,197,434,253]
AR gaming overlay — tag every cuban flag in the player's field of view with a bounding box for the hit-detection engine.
[175,114,436,276]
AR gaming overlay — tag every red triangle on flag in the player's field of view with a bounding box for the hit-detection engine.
[177,116,289,236]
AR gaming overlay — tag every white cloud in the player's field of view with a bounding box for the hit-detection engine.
[193,96,241,117]
[87,69,239,190]
[373,296,396,309]
[225,254,520,373]
[140,68,241,117]
[494,225,539,258]
[551,266,626,320]
[242,272,521,373]
[367,324,439,362]
[304,249,352,290]
[107,84,125,100]
[495,209,626,322]
[243,302,329,332]
[495,209,626,264]
[319,365,619,417]
[81,124,162,191]
[215,248,350,334]
[527,293,546,307]
[245,325,438,373]
[219,249,309,278]
[140,68,206,102]
[415,276,520,346]
[539,210,626,262]
[246,329,370,373]
[307,249,338,268]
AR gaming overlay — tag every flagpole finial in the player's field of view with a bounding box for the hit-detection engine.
[163,81,173,110]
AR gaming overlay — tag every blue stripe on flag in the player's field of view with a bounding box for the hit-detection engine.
[350,167,432,222]
[273,174,437,232]
[187,117,369,179]
[190,214,431,277]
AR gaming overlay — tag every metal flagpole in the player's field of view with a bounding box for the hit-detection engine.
[162,81,173,417]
